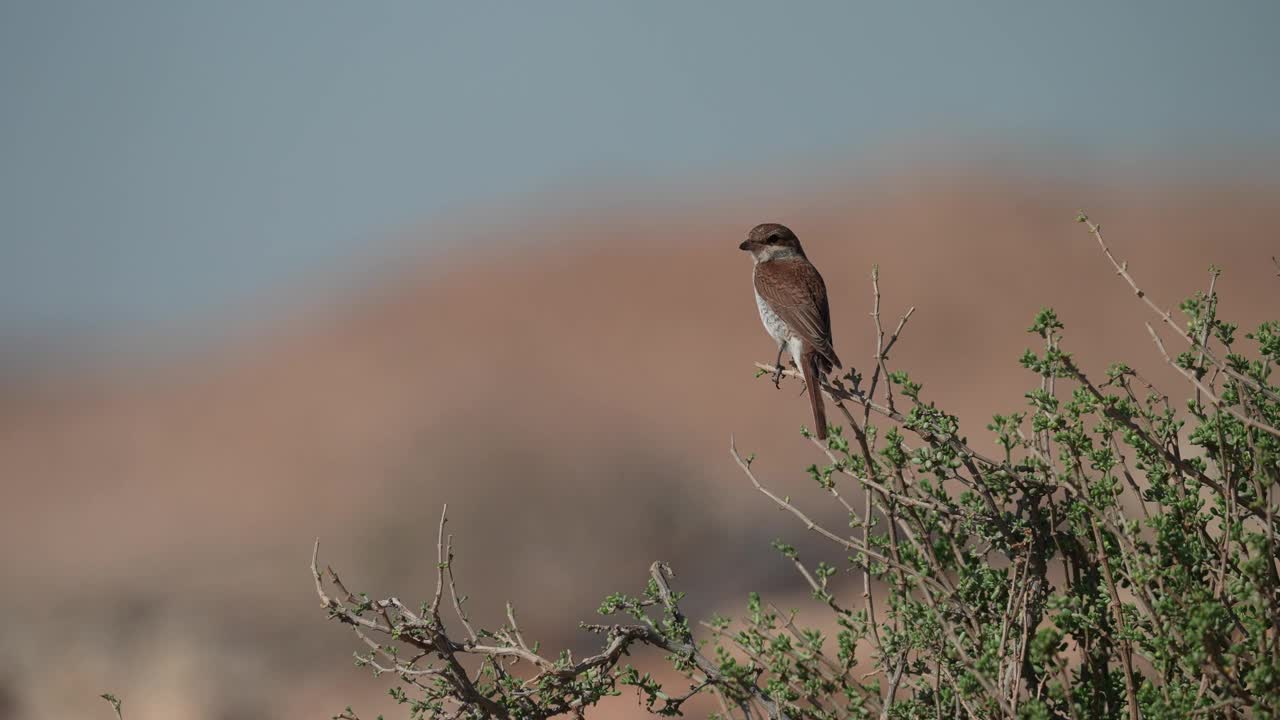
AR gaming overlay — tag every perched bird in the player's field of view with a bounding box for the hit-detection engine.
[739,223,842,439]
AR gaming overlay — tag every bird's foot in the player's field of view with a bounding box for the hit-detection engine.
[772,364,785,389]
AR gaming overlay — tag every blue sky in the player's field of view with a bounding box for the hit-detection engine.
[2,1,1277,347]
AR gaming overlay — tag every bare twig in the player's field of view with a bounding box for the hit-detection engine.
[315,517,796,720]
[430,505,448,618]
[99,694,123,720]
[445,533,479,643]
[865,265,915,420]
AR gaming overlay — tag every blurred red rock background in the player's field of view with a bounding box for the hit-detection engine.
[1,161,1276,719]
[8,3,1280,715]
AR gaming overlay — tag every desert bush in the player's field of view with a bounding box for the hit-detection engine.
[311,216,1280,719]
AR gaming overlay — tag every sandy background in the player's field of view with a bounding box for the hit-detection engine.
[1,164,1277,719]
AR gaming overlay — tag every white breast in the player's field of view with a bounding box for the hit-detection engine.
[755,288,804,368]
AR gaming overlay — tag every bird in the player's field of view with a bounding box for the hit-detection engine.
[739,223,842,440]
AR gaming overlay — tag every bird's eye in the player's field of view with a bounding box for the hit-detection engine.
[768,234,782,244]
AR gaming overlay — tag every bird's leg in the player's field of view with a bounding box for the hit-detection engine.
[772,344,786,389]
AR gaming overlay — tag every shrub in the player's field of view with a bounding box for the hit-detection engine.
[311,216,1280,719]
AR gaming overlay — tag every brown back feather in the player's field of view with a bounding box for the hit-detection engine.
[753,257,841,370]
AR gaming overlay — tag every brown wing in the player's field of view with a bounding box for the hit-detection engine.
[754,257,841,369]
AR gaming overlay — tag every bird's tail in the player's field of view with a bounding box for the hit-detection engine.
[802,351,829,440]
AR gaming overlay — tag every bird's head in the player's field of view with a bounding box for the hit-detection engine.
[739,223,805,263]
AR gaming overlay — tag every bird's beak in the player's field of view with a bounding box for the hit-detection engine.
[738,239,753,251]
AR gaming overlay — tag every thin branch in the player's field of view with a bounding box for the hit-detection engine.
[431,505,448,619]
[445,533,479,643]
[99,694,123,720]
[864,265,915,420]
[1147,323,1280,439]
[1090,517,1140,720]
[1079,213,1280,404]
[730,436,950,595]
